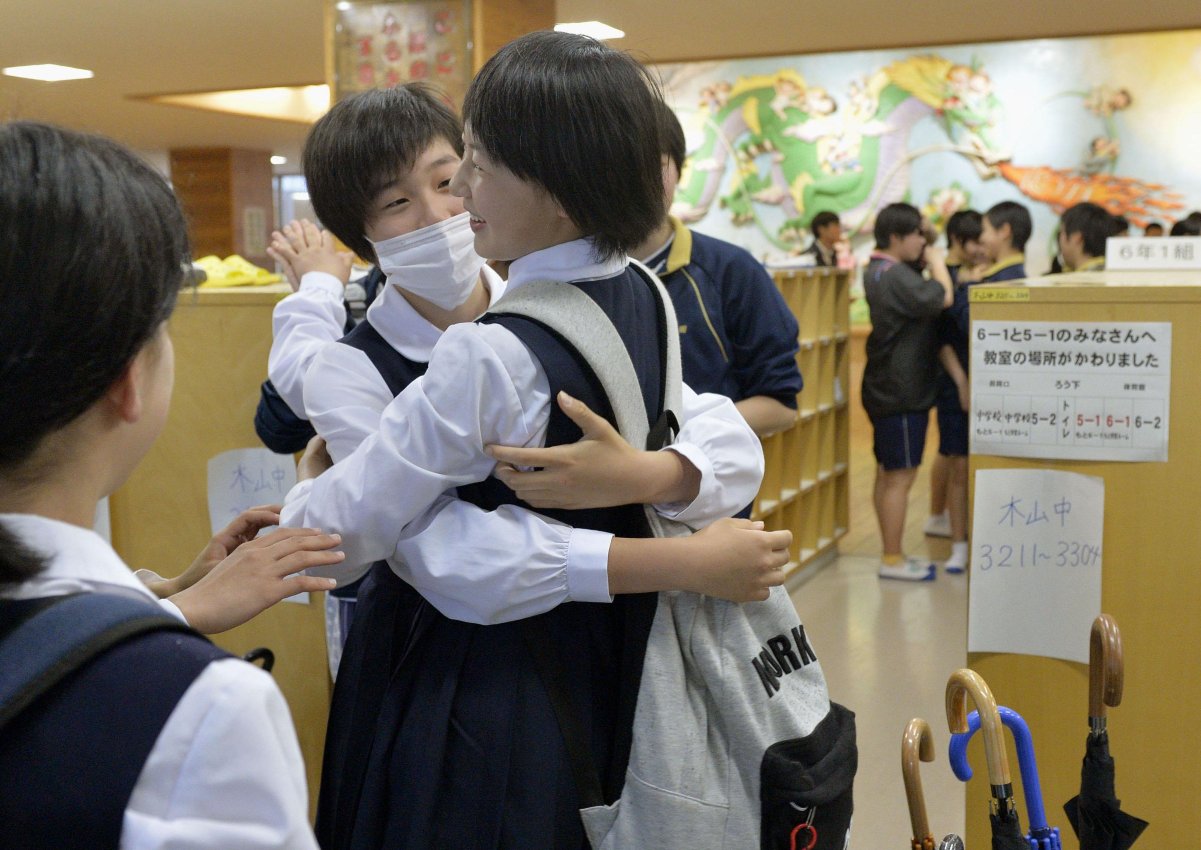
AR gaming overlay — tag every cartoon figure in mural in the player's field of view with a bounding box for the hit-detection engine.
[997,81,1183,228]
[671,57,1186,247]
[671,56,1007,249]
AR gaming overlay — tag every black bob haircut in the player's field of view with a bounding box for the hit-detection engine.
[873,203,923,249]
[1060,202,1115,259]
[0,121,190,581]
[984,200,1033,251]
[302,83,462,264]
[945,209,982,248]
[656,100,687,176]
[810,210,841,235]
[462,31,666,262]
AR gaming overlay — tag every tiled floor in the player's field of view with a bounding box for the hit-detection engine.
[789,546,968,847]
[788,334,968,846]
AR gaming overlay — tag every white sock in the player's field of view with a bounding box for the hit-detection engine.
[946,541,969,567]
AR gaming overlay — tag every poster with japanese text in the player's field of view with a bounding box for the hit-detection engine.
[970,320,1170,462]
[969,469,1103,664]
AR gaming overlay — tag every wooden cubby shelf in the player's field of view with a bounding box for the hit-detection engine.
[752,266,851,576]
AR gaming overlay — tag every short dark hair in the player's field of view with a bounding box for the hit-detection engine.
[1143,221,1164,234]
[811,210,840,235]
[302,83,462,263]
[985,201,1033,251]
[1170,216,1201,237]
[0,121,189,581]
[657,100,686,175]
[1111,214,1130,235]
[462,31,665,262]
[873,203,922,249]
[945,209,982,249]
[1060,202,1114,258]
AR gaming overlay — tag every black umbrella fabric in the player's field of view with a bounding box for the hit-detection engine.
[990,805,1029,850]
[1062,731,1148,850]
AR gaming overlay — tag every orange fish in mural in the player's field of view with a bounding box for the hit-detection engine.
[996,161,1185,227]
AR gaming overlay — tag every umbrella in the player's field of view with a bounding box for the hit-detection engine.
[949,706,1062,848]
[902,718,936,850]
[938,837,965,850]
[946,668,1028,850]
[1063,614,1148,850]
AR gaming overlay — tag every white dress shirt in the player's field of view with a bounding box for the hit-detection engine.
[0,513,317,850]
[282,239,764,611]
[268,272,347,416]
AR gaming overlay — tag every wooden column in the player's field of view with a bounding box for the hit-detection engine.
[168,147,274,268]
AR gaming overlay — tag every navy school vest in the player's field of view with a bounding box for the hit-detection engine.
[0,596,228,850]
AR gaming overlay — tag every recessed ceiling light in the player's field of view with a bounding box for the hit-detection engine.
[3,64,93,82]
[270,155,288,166]
[135,84,330,124]
[335,1,352,10]
[553,21,625,40]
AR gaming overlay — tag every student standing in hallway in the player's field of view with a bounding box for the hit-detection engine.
[862,203,953,581]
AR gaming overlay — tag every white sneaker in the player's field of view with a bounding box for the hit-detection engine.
[924,511,951,538]
[878,557,936,582]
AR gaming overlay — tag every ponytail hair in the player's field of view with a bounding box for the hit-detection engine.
[0,122,190,582]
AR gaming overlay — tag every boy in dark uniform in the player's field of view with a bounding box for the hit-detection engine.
[862,203,953,581]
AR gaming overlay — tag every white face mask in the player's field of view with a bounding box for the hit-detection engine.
[368,212,485,311]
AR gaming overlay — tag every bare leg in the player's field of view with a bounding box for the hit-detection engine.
[929,453,949,517]
[875,466,919,556]
[947,456,969,543]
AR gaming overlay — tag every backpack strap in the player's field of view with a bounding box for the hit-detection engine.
[0,592,201,732]
[489,262,690,813]
[487,260,683,451]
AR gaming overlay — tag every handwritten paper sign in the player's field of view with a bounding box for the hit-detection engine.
[1106,236,1201,270]
[969,469,1103,664]
[971,321,1171,462]
[207,448,307,604]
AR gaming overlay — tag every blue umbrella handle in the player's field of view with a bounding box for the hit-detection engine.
[947,706,1049,832]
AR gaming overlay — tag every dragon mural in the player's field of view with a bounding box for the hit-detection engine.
[670,54,1186,249]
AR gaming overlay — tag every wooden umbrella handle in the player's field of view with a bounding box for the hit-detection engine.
[1089,613,1124,720]
[902,718,935,843]
[946,668,1011,786]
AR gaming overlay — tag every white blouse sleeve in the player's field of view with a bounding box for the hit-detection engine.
[268,272,347,415]
[653,384,764,526]
[281,320,553,577]
[122,660,317,850]
[297,337,614,604]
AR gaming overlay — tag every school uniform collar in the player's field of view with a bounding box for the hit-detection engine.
[368,265,507,363]
[0,512,159,603]
[1075,255,1105,272]
[982,255,1025,279]
[813,241,836,265]
[506,238,627,294]
[663,217,693,275]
